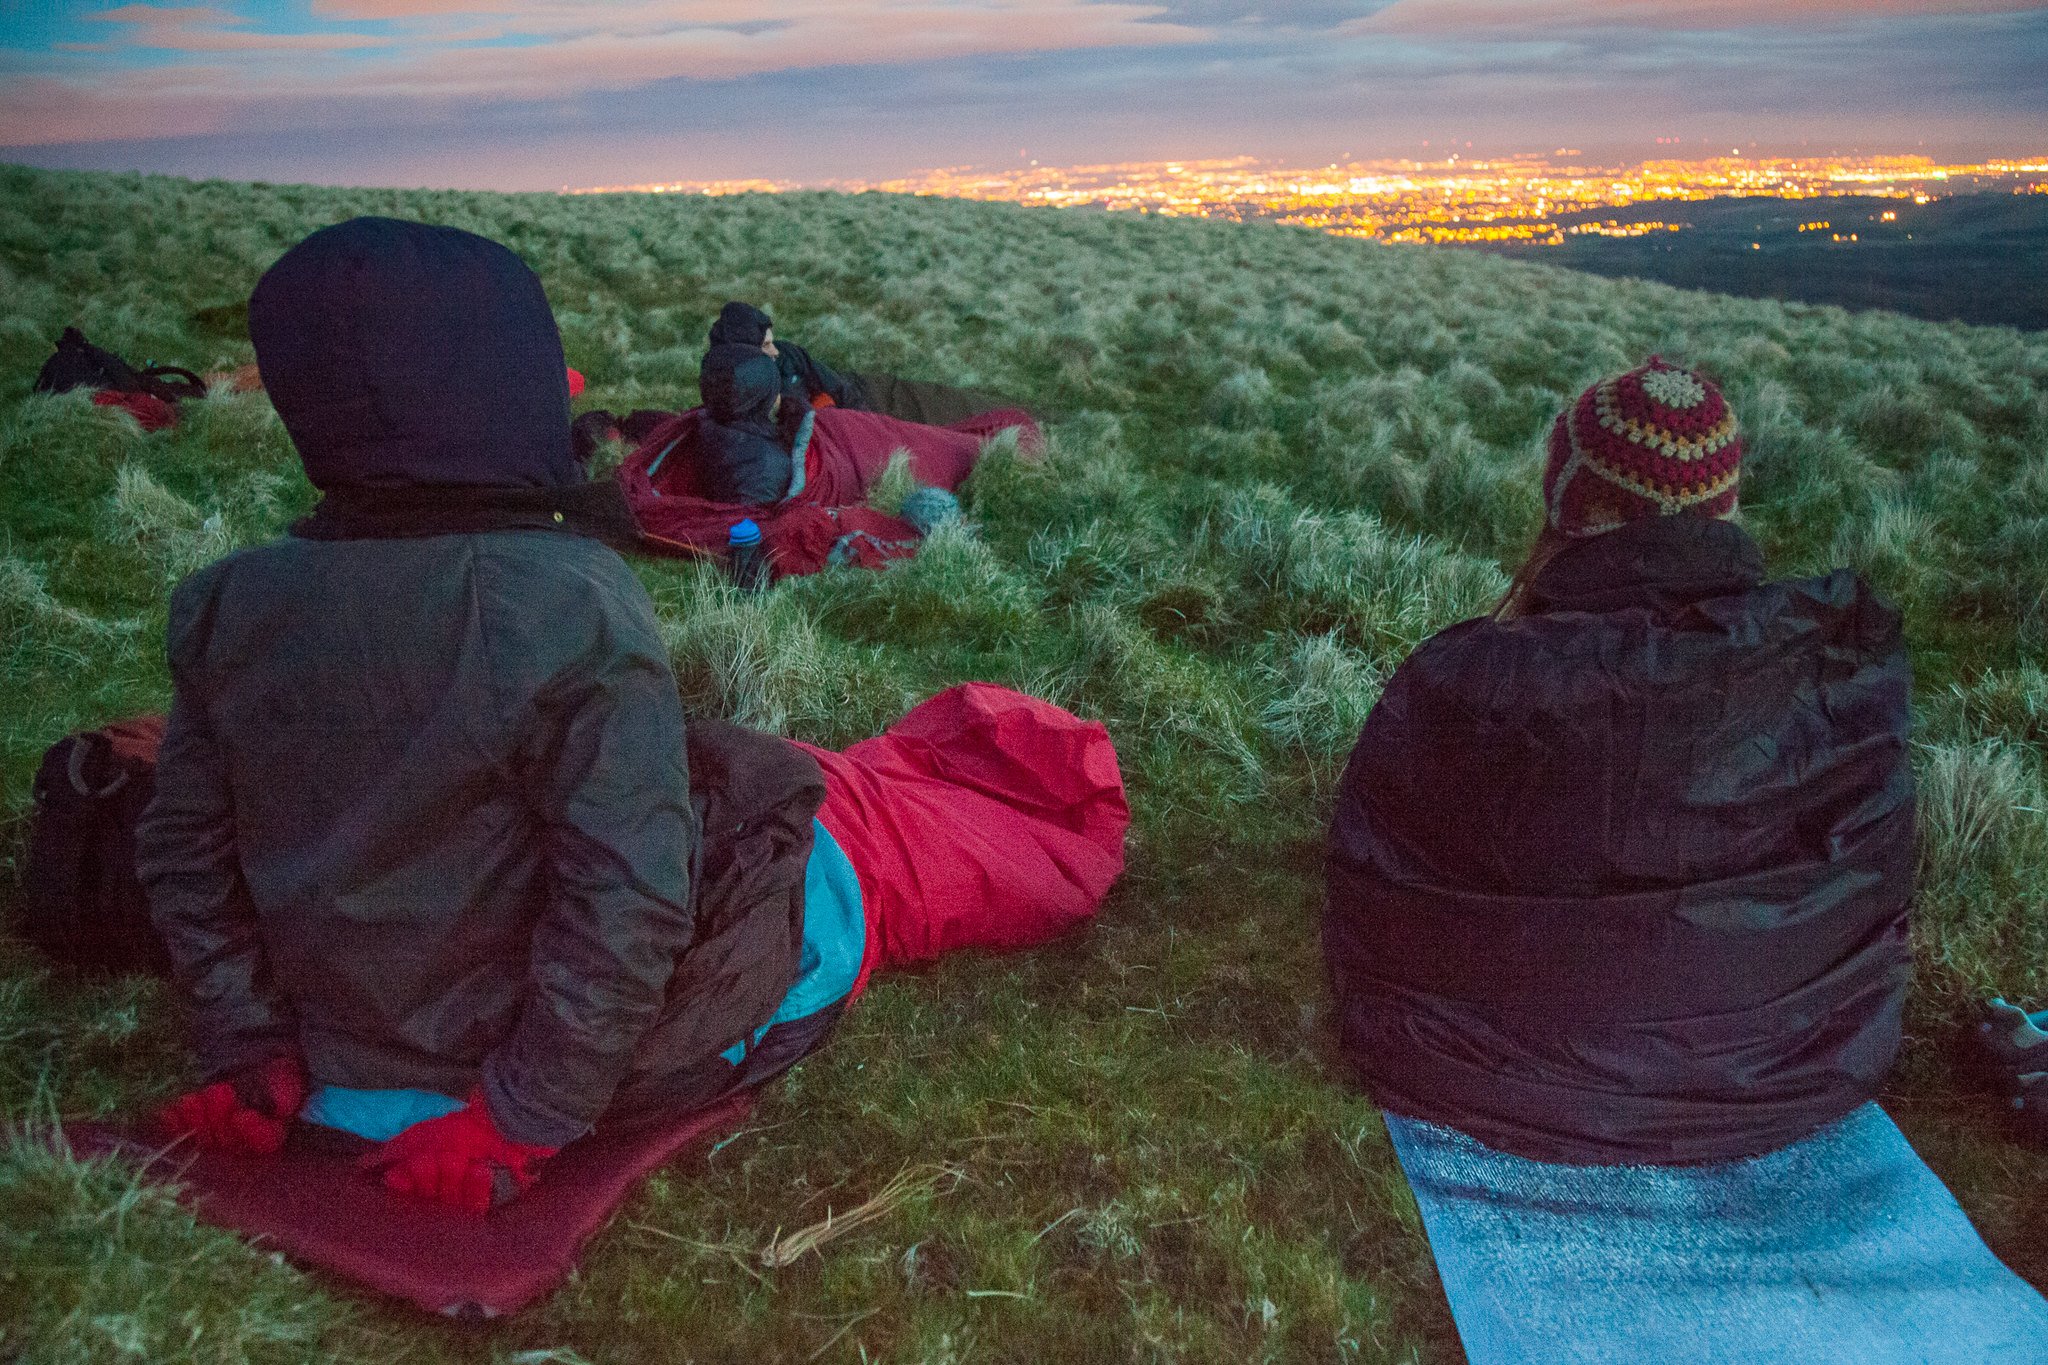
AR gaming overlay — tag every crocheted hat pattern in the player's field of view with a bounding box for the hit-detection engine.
[1543,357,1742,538]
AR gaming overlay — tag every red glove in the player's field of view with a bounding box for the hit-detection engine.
[155,1054,308,1156]
[359,1088,559,1214]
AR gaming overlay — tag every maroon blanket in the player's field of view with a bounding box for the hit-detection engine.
[619,406,1040,579]
[62,1093,751,1319]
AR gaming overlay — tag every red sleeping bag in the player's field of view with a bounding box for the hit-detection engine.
[619,406,1041,578]
[805,683,1131,997]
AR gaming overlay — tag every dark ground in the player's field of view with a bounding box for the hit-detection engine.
[1475,192,2048,331]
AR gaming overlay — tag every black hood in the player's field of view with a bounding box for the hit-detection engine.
[708,301,772,349]
[700,343,782,435]
[1524,514,1764,618]
[250,216,578,492]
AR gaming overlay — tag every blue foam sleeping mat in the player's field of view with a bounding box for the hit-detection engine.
[1384,1103,2048,1364]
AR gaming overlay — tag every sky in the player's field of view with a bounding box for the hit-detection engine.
[1,1,2044,190]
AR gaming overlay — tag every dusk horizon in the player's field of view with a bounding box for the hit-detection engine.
[4,2,2045,193]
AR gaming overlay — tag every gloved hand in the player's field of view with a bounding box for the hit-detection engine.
[155,1053,308,1156]
[358,1088,559,1214]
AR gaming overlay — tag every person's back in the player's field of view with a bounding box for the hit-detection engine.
[697,343,802,504]
[1323,358,1915,1165]
[158,530,682,1113]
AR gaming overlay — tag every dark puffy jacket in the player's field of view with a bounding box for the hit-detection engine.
[1324,516,1915,1165]
[137,218,817,1148]
[698,344,798,504]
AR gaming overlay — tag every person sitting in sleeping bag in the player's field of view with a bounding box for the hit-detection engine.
[138,216,1130,1214]
[1322,357,1916,1167]
[707,300,867,412]
[696,342,811,505]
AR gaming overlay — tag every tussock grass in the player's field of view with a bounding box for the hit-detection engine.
[0,553,126,645]
[865,447,921,517]
[104,465,240,583]
[654,565,917,748]
[1,163,2044,1361]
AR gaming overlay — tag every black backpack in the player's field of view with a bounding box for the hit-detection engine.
[34,327,206,405]
[19,717,174,977]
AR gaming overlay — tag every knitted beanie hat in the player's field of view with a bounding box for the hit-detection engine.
[1542,357,1742,538]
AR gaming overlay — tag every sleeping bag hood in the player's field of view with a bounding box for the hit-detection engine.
[249,216,579,492]
[1323,516,1915,1165]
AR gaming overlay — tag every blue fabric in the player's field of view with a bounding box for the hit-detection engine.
[299,1085,464,1143]
[1384,1102,2048,1364]
[304,819,864,1140]
[721,819,864,1064]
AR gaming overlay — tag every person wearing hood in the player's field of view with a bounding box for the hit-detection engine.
[696,341,810,504]
[1323,358,1916,1166]
[708,300,865,412]
[137,218,826,1212]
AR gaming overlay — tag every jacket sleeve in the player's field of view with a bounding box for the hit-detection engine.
[138,684,298,1080]
[779,341,861,409]
[481,562,697,1148]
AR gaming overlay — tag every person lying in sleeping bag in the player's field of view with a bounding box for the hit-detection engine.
[696,342,813,505]
[708,300,866,412]
[1323,357,1916,1167]
[137,217,1129,1213]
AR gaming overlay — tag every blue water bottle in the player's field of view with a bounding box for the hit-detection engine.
[727,518,768,592]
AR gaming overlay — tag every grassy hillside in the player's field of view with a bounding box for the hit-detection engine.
[1,164,2044,1364]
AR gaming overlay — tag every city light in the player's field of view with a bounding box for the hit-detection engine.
[566,154,2046,247]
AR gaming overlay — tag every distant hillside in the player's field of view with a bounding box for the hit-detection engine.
[1,165,2043,1364]
[1476,192,2048,330]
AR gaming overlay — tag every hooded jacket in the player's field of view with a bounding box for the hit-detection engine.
[697,343,799,504]
[1323,515,1915,1165]
[707,301,863,411]
[137,218,817,1147]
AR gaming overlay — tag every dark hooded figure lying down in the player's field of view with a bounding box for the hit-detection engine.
[137,217,1128,1215]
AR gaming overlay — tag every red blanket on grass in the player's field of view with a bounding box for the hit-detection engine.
[61,685,1124,1318]
[64,1095,751,1319]
[619,406,1040,578]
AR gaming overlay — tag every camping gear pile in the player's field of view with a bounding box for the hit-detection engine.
[33,327,207,431]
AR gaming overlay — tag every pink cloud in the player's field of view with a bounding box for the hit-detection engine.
[84,4,400,50]
[0,72,245,143]
[1352,0,2046,32]
[3,2,1207,144]
[336,6,1209,98]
